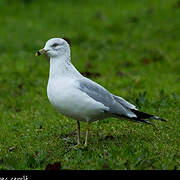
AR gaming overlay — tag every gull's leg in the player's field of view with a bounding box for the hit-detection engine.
[77,121,80,145]
[84,122,91,147]
[73,121,81,149]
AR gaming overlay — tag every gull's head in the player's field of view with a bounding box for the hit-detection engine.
[36,38,70,58]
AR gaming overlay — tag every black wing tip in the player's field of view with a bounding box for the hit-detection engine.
[137,119,153,125]
[131,109,167,122]
[116,114,154,126]
[150,115,167,122]
[162,119,167,122]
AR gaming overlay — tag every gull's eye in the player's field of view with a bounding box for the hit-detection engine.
[52,43,59,47]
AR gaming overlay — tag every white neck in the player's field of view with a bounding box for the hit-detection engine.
[48,54,81,80]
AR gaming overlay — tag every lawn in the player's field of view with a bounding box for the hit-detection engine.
[0,0,180,170]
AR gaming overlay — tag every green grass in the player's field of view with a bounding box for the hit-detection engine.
[0,0,180,170]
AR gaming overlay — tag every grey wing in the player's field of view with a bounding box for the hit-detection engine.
[77,78,114,107]
[112,95,138,110]
[77,78,166,125]
[77,78,137,118]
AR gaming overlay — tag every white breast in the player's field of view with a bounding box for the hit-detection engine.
[47,77,108,122]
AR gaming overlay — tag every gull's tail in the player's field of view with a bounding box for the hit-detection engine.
[131,109,166,121]
[111,95,167,125]
[125,109,167,125]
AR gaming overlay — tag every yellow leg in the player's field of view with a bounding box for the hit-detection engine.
[77,121,80,145]
[84,122,90,147]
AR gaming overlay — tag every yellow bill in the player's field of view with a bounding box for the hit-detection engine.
[35,49,46,56]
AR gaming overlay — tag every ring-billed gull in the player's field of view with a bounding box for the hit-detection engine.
[36,38,166,147]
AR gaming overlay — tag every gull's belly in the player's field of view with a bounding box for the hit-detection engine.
[47,79,108,122]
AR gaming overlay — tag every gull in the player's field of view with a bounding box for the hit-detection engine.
[36,38,166,147]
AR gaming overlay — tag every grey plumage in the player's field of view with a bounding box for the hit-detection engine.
[78,77,166,124]
[112,95,137,110]
[78,78,137,118]
[78,78,115,108]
